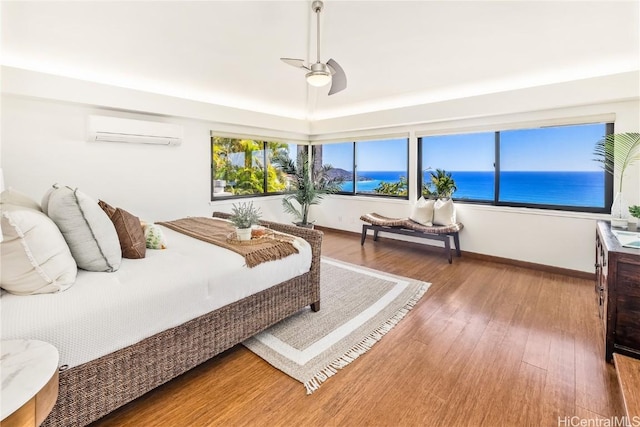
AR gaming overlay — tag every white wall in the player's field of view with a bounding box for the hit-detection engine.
[0,95,301,224]
[2,67,639,273]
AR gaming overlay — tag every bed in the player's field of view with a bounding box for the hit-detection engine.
[1,211,323,427]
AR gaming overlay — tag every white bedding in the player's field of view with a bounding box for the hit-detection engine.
[0,224,312,369]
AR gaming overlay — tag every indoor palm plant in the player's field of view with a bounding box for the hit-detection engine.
[272,149,343,227]
[594,132,640,228]
[229,201,261,240]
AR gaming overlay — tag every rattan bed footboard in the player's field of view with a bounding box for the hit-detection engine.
[42,213,322,427]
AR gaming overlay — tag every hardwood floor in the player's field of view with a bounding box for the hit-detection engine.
[92,230,624,427]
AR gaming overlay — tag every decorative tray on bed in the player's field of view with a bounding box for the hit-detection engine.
[226,228,275,245]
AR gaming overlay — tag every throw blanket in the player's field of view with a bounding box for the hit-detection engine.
[157,217,299,268]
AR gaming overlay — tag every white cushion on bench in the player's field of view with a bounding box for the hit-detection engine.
[433,199,456,226]
[410,197,434,226]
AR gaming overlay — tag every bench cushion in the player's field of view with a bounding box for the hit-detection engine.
[360,213,463,234]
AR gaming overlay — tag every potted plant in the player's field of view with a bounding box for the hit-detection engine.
[630,205,640,221]
[229,201,261,240]
[594,132,640,228]
[272,149,343,227]
[422,169,457,199]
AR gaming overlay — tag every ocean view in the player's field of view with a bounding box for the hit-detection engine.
[339,170,605,208]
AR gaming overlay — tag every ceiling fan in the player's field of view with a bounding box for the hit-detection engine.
[281,0,347,96]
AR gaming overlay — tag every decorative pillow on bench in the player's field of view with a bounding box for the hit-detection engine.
[433,198,456,226]
[410,197,435,226]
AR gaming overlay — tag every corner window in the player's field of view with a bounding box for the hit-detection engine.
[419,123,613,212]
[318,137,409,198]
[211,136,299,199]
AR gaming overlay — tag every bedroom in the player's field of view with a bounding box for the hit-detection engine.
[1,1,639,426]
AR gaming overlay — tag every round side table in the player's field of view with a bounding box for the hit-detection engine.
[1,339,59,427]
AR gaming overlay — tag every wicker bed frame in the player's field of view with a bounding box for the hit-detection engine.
[42,212,323,427]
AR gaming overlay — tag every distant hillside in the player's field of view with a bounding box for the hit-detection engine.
[327,168,372,181]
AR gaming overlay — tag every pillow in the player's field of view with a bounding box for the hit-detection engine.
[97,200,117,218]
[1,204,77,295]
[43,185,121,272]
[99,201,146,259]
[142,222,167,249]
[40,185,54,216]
[433,198,456,226]
[0,188,42,211]
[410,197,435,226]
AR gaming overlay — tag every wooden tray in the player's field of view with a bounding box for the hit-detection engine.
[226,229,275,245]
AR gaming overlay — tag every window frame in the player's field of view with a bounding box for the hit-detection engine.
[418,122,614,213]
[211,136,300,200]
[323,138,410,199]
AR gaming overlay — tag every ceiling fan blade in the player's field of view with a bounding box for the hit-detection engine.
[326,59,347,95]
[280,58,309,70]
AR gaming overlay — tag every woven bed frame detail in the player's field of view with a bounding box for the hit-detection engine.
[42,212,323,427]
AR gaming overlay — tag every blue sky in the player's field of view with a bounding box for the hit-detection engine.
[318,123,607,172]
[322,138,408,171]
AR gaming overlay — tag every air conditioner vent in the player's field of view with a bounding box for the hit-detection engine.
[87,116,183,146]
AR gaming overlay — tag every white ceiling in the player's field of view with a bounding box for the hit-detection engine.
[2,1,639,121]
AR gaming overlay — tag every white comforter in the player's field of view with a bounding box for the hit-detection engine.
[0,225,312,369]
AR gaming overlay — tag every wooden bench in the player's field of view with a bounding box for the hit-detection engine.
[360,213,463,264]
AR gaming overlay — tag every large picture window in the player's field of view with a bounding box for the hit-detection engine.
[420,132,495,202]
[419,123,613,212]
[318,137,409,198]
[211,136,299,199]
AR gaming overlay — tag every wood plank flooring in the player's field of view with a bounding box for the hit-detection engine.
[91,230,624,427]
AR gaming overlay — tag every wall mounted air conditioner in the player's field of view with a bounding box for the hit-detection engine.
[87,115,183,146]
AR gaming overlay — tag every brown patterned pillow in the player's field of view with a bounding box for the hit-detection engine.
[98,200,116,218]
[98,201,146,259]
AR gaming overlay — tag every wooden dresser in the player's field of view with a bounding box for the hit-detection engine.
[595,220,640,362]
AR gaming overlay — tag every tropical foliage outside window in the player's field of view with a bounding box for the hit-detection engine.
[420,123,613,212]
[211,136,298,198]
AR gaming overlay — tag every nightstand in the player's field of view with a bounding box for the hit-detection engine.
[1,340,59,427]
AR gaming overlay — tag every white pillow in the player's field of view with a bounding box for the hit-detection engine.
[410,197,435,226]
[433,198,456,226]
[1,204,77,295]
[43,185,122,272]
[0,188,42,211]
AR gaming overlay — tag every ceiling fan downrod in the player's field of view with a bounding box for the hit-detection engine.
[306,0,331,87]
[312,0,324,65]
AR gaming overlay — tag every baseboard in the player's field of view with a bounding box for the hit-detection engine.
[315,225,595,281]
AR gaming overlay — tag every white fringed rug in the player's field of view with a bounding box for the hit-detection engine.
[243,257,431,394]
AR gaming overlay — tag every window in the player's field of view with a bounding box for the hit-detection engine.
[421,132,495,202]
[211,136,298,199]
[318,137,409,197]
[419,123,613,212]
[319,143,354,192]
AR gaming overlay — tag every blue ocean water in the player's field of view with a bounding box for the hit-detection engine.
[338,170,605,208]
[340,171,406,193]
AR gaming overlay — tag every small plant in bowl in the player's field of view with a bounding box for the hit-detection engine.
[630,205,640,220]
[229,202,261,240]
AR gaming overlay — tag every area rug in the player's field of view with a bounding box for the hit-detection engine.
[243,257,431,394]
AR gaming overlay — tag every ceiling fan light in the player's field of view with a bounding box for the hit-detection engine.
[306,71,332,87]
